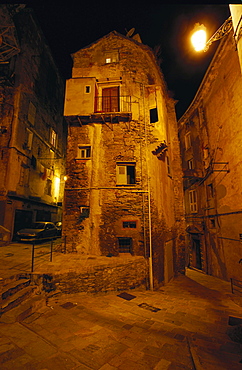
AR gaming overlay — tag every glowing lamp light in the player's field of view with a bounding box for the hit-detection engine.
[191,24,207,52]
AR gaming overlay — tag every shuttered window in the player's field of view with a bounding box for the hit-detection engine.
[116,163,136,185]
[189,189,197,213]
[102,87,119,112]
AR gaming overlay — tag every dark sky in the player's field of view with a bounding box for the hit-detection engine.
[28,2,233,119]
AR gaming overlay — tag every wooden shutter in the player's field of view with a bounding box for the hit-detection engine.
[102,87,119,112]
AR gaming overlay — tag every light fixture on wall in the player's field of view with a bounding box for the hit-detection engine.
[191,16,233,52]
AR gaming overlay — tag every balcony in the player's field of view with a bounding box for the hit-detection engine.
[65,95,132,126]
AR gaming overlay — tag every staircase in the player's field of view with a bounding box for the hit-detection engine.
[0,274,45,323]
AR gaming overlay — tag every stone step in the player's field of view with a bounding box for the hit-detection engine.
[0,294,46,323]
[0,285,37,315]
[1,277,31,300]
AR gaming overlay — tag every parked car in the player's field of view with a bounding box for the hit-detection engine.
[16,222,58,242]
[55,221,62,236]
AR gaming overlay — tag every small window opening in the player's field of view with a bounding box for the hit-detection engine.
[123,221,137,228]
[189,189,197,213]
[116,163,136,185]
[185,132,191,150]
[166,156,171,176]
[209,218,216,228]
[118,237,132,253]
[188,158,194,170]
[150,107,158,123]
[85,85,91,93]
[207,183,214,198]
[77,146,91,159]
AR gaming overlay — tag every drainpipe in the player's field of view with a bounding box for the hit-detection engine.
[142,82,154,291]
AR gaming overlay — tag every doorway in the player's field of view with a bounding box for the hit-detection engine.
[191,234,202,270]
[13,210,33,240]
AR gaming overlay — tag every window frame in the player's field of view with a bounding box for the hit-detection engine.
[116,162,136,185]
[189,189,198,213]
[28,102,36,126]
[118,237,132,254]
[188,158,194,170]
[185,132,191,150]
[123,221,137,229]
[77,145,91,160]
[50,128,57,148]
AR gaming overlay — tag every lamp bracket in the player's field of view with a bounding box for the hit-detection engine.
[205,16,233,51]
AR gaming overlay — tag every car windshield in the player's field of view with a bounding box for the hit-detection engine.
[30,223,46,229]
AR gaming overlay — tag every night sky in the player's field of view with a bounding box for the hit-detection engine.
[28,2,232,119]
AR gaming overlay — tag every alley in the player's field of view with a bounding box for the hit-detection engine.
[1,267,242,369]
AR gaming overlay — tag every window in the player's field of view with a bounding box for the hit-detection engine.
[28,102,36,125]
[207,183,214,198]
[116,163,136,185]
[123,221,137,228]
[188,158,194,170]
[150,107,158,123]
[25,128,33,150]
[209,218,216,228]
[166,156,171,176]
[189,189,197,213]
[102,87,119,112]
[118,237,132,253]
[50,128,57,147]
[185,132,191,150]
[19,163,29,187]
[77,145,91,159]
[45,179,52,196]
[85,85,91,94]
[104,51,119,64]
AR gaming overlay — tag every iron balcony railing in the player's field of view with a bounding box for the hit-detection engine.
[94,95,131,113]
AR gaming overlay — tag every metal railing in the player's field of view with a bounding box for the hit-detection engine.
[31,239,56,272]
[94,95,131,113]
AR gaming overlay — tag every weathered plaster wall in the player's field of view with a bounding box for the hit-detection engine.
[178,33,242,282]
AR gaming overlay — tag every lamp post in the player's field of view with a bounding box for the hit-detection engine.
[191,16,233,52]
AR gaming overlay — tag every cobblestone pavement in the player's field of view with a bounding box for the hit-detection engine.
[1,263,242,369]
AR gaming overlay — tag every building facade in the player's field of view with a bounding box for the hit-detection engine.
[178,30,242,281]
[63,31,185,288]
[0,5,66,241]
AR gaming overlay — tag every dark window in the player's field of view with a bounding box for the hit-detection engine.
[118,237,132,253]
[188,158,193,170]
[150,107,158,123]
[116,163,136,185]
[77,146,91,159]
[102,87,119,112]
[207,183,214,198]
[166,156,171,175]
[46,179,52,196]
[123,221,137,228]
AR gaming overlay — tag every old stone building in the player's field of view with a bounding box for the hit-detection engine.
[178,28,242,282]
[63,31,186,289]
[0,5,66,241]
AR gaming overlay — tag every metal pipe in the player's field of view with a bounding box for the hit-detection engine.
[31,242,35,273]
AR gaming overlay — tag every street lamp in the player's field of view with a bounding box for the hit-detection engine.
[191,16,233,52]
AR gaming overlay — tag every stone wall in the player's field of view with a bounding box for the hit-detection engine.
[44,256,148,294]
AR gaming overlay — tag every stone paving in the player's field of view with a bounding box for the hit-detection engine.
[1,242,242,369]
